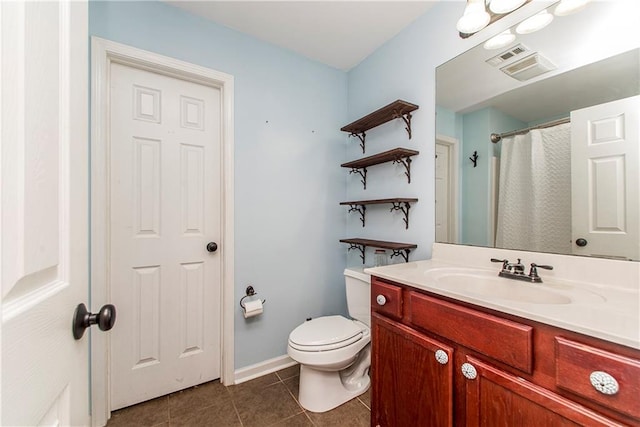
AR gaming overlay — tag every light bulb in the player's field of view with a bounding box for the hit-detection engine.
[516,9,554,34]
[483,30,516,50]
[489,0,527,14]
[554,0,591,16]
[457,0,491,34]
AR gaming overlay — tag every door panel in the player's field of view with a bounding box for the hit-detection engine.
[109,63,222,409]
[1,1,89,425]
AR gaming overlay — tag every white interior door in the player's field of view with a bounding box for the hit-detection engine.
[571,95,640,260]
[435,137,458,244]
[109,62,222,409]
[1,1,90,425]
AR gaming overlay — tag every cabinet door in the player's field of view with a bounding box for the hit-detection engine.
[463,356,623,426]
[372,312,453,427]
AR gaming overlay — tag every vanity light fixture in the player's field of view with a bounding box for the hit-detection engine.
[489,0,527,14]
[457,0,532,38]
[516,9,554,34]
[483,29,517,50]
[554,0,591,16]
[456,0,491,34]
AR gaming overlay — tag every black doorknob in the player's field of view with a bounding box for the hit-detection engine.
[72,303,116,340]
[575,238,588,247]
[206,242,218,253]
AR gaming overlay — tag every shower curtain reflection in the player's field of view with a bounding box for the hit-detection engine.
[495,123,572,254]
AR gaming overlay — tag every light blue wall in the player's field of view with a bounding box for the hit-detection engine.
[346,2,512,264]
[346,2,463,265]
[459,108,524,245]
[346,0,550,261]
[89,1,348,369]
[89,0,556,370]
[436,105,461,140]
[460,109,491,246]
[490,108,526,157]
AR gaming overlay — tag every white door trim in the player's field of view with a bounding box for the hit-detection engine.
[435,134,460,244]
[90,37,235,426]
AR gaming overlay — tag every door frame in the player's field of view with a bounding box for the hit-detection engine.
[435,134,460,244]
[90,37,235,426]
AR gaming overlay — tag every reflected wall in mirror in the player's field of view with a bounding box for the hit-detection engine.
[436,0,640,261]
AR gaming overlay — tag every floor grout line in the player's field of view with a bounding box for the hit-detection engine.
[357,395,370,411]
[230,395,245,427]
[303,410,317,426]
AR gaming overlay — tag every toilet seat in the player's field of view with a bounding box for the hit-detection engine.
[289,315,365,352]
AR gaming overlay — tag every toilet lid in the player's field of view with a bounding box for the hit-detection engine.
[289,315,363,351]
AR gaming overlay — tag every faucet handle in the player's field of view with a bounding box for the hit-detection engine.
[491,258,509,269]
[529,263,553,281]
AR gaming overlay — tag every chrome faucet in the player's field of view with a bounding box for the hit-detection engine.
[491,258,553,283]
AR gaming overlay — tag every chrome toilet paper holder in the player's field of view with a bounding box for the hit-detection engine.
[240,285,266,310]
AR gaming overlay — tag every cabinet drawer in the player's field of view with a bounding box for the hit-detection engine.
[408,292,533,373]
[555,337,640,420]
[371,278,402,320]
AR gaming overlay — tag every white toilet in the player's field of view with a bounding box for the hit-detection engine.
[287,268,371,413]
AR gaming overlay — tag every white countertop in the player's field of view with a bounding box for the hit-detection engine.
[364,244,640,350]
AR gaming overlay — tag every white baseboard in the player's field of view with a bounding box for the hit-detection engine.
[233,354,298,385]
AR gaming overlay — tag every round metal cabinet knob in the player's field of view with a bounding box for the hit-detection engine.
[435,349,449,365]
[461,362,477,380]
[590,371,619,395]
[376,295,387,306]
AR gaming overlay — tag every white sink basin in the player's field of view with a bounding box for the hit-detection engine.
[424,267,604,305]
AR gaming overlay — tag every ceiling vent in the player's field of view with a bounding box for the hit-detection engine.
[500,53,556,81]
[486,44,530,66]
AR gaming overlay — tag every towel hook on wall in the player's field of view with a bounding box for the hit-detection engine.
[469,151,479,168]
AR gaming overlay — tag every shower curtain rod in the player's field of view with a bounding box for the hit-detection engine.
[490,117,570,143]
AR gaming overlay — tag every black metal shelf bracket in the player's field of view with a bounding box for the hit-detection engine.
[350,132,366,153]
[349,167,368,190]
[390,202,412,229]
[393,111,413,139]
[390,248,411,263]
[347,204,366,227]
[392,156,413,183]
[347,243,366,264]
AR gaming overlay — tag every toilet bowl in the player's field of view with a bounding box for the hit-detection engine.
[287,268,371,413]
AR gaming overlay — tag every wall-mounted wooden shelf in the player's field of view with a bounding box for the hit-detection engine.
[340,198,418,229]
[340,238,417,264]
[341,100,419,153]
[341,148,419,190]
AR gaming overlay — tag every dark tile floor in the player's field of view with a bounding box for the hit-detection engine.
[107,365,371,427]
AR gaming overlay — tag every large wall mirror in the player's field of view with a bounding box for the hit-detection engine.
[436,0,639,261]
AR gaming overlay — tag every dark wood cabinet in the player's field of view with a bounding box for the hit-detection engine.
[372,312,453,427]
[464,355,623,426]
[370,276,640,427]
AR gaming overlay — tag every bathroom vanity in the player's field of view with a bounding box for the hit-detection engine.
[366,244,640,426]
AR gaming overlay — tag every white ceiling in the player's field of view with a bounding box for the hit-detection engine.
[165,1,438,71]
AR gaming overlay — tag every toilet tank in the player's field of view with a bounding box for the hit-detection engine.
[344,267,371,327]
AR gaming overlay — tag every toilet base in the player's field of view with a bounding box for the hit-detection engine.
[297,344,371,413]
